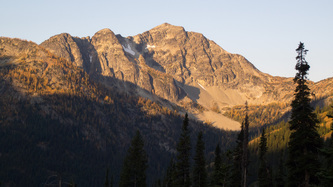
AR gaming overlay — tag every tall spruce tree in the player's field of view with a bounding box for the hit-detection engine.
[211,144,224,186]
[193,131,207,187]
[258,128,272,187]
[228,123,244,187]
[163,158,176,187]
[175,113,191,187]
[119,130,148,187]
[286,42,322,187]
[220,151,230,186]
[241,102,249,187]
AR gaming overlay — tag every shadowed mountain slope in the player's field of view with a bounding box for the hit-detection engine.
[0,37,237,186]
[40,23,333,130]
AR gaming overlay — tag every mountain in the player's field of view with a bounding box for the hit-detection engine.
[40,23,333,130]
[0,36,239,186]
[1,23,332,186]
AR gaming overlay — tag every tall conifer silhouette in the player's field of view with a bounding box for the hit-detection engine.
[287,42,322,187]
[120,131,148,187]
[193,131,207,187]
[241,102,249,187]
[175,113,191,187]
[258,128,272,187]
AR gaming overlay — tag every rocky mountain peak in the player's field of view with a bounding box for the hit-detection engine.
[41,33,84,68]
[49,33,71,39]
[151,23,186,33]
[92,28,117,41]
[35,24,333,130]
[95,28,113,34]
[91,29,121,51]
[145,23,187,43]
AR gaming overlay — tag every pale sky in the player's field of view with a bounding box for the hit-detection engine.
[1,0,332,82]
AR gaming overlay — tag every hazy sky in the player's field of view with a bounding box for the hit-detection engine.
[1,0,332,82]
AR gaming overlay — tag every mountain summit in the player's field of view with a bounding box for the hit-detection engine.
[1,24,332,186]
[39,23,333,130]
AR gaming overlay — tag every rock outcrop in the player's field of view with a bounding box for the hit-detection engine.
[38,23,333,129]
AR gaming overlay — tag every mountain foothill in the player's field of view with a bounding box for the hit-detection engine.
[0,23,332,186]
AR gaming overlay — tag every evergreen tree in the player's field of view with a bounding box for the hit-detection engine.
[193,131,207,187]
[228,124,244,187]
[241,103,249,187]
[220,154,230,186]
[163,158,176,187]
[319,110,333,186]
[175,113,191,187]
[286,42,323,187]
[258,128,272,187]
[119,130,148,187]
[211,144,224,186]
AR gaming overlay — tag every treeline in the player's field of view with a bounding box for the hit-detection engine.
[248,99,333,184]
[115,112,247,187]
[1,39,333,186]
[103,101,333,187]
[111,42,333,187]
[1,50,238,186]
[0,89,239,186]
[224,102,289,127]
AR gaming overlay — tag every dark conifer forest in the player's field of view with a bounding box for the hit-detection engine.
[0,37,332,187]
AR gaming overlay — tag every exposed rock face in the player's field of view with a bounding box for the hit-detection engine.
[133,23,258,86]
[38,23,333,128]
[40,26,184,101]
[131,23,276,104]
[40,33,84,68]
[90,29,136,79]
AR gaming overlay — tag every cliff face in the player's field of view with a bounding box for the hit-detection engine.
[1,25,332,186]
[2,36,238,186]
[38,23,333,129]
[133,23,261,86]
[41,25,185,101]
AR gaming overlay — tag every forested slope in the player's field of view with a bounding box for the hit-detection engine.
[0,37,237,186]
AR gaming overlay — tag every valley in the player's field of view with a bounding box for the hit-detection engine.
[0,23,332,186]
